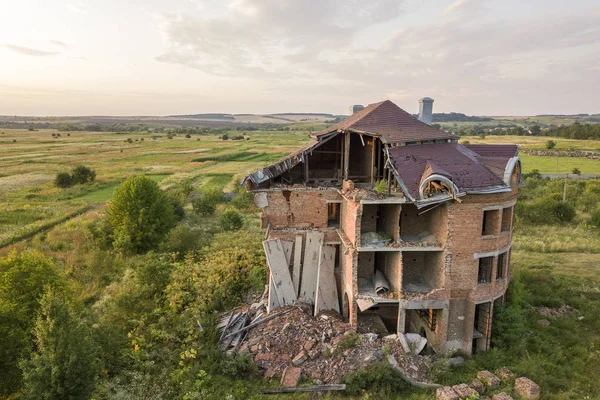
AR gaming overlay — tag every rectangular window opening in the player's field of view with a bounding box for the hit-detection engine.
[328,202,340,228]
[501,206,513,232]
[496,253,505,280]
[478,256,493,284]
[482,209,499,236]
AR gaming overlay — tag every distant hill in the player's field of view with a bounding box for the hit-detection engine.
[431,113,493,122]
[167,113,235,120]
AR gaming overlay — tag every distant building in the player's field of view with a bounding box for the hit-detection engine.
[244,99,521,354]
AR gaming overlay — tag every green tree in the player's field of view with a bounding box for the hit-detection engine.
[219,207,243,231]
[0,251,66,395]
[530,125,541,135]
[20,288,99,400]
[545,140,556,149]
[572,167,581,175]
[107,175,175,253]
[71,165,96,184]
[193,196,216,216]
[54,171,73,188]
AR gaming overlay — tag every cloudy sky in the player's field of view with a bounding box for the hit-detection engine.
[0,0,598,116]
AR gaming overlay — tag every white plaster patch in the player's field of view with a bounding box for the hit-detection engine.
[255,192,268,208]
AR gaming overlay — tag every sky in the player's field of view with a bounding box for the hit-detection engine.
[0,0,598,116]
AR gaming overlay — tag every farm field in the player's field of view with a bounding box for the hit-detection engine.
[0,128,306,246]
[1,128,599,247]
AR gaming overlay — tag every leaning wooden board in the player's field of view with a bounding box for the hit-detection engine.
[314,244,340,316]
[299,231,324,304]
[264,240,297,310]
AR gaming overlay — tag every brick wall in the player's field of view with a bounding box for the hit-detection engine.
[259,189,341,229]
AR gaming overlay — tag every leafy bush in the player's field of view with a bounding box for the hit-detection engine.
[193,196,216,216]
[107,175,175,253]
[517,199,576,224]
[219,208,243,231]
[230,189,254,210]
[55,171,73,188]
[0,250,67,395]
[342,362,409,395]
[545,140,556,149]
[374,179,388,194]
[20,288,99,400]
[591,205,600,227]
[572,167,581,175]
[71,165,96,184]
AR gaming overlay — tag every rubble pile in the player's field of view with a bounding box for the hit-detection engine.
[530,304,578,318]
[224,304,433,384]
[436,369,541,400]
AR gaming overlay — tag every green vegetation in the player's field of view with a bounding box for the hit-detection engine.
[20,288,99,400]
[107,175,175,253]
[0,123,598,399]
[54,165,96,188]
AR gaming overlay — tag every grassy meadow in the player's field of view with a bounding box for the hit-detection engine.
[0,128,308,246]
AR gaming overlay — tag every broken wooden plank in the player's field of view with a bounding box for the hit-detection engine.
[299,231,324,304]
[260,384,346,394]
[292,235,302,296]
[264,240,297,309]
[314,244,340,316]
[222,308,293,339]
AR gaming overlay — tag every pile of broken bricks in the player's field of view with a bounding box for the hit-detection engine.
[436,368,541,400]
[223,304,435,387]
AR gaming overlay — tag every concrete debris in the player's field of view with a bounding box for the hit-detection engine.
[280,366,301,387]
[405,333,427,355]
[578,315,585,321]
[514,377,541,400]
[451,383,479,398]
[373,269,391,295]
[477,370,501,390]
[447,356,464,366]
[470,378,485,394]
[537,319,550,326]
[436,386,459,400]
[496,367,515,382]
[364,332,378,343]
[360,231,392,247]
[232,305,433,384]
[531,304,578,318]
[491,393,514,400]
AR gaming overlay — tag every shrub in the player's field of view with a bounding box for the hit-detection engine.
[221,134,229,140]
[193,196,216,216]
[374,179,388,194]
[219,207,243,231]
[545,140,556,149]
[20,288,99,400]
[54,172,73,188]
[231,189,254,209]
[107,175,175,253]
[127,138,133,143]
[572,168,581,175]
[517,199,576,224]
[71,165,96,184]
[342,362,409,395]
[591,205,600,227]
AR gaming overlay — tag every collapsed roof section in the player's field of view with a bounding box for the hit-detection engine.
[242,100,520,207]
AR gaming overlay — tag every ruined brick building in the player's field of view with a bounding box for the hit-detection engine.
[243,99,521,354]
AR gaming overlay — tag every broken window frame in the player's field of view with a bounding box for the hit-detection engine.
[477,256,493,284]
[418,309,438,331]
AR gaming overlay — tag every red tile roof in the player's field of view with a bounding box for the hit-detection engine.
[388,142,512,200]
[317,100,455,144]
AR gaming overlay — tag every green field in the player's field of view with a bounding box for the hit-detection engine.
[0,128,309,245]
